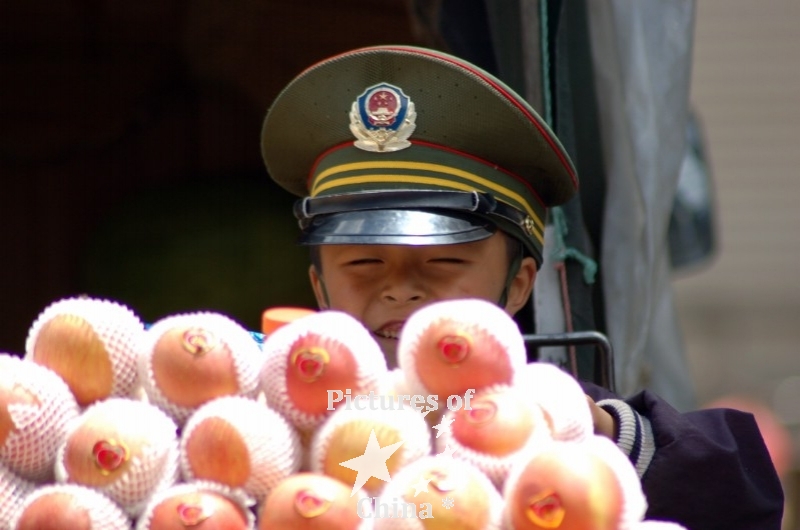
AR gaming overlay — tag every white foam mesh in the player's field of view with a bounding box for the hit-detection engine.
[502,436,648,530]
[258,473,374,530]
[373,455,503,530]
[309,403,432,498]
[179,396,301,501]
[588,435,648,530]
[397,299,527,399]
[516,362,594,442]
[135,480,256,530]
[434,384,553,489]
[54,397,180,518]
[9,483,131,530]
[0,461,35,530]
[136,312,264,426]
[260,310,388,433]
[0,354,80,482]
[24,297,145,400]
[381,368,412,398]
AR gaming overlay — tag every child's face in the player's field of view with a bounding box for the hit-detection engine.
[308,231,537,366]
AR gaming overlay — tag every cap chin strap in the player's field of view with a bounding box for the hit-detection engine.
[317,276,332,309]
[498,245,524,309]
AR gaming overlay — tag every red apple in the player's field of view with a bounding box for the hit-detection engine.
[258,473,366,529]
[506,443,624,530]
[145,485,251,530]
[12,485,130,530]
[398,300,526,401]
[261,311,387,433]
[26,298,143,407]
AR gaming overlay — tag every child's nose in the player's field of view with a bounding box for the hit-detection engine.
[381,272,425,304]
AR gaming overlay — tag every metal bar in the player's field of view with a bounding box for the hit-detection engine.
[522,331,616,393]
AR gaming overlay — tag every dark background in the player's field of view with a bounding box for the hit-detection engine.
[0,0,425,353]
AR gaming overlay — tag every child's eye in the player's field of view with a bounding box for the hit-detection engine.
[429,257,466,264]
[346,258,382,266]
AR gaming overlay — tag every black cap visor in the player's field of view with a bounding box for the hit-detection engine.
[297,209,496,246]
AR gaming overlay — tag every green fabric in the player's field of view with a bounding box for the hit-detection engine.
[312,143,547,232]
[262,45,578,208]
[80,178,316,330]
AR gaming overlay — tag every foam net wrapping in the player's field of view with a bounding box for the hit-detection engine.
[434,383,553,489]
[310,402,432,499]
[373,455,504,530]
[179,395,301,502]
[502,435,648,530]
[0,354,80,482]
[136,312,264,427]
[24,297,145,400]
[515,361,594,442]
[135,480,256,530]
[0,461,35,530]
[260,310,388,433]
[9,483,132,530]
[397,299,527,404]
[54,397,180,518]
[257,472,375,530]
[381,368,414,398]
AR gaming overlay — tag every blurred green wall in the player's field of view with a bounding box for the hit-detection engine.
[80,175,317,331]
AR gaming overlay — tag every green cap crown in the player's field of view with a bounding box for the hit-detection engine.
[261,45,579,263]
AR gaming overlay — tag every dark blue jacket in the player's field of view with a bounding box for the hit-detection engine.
[582,381,784,529]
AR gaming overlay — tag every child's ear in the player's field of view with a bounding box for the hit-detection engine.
[505,256,537,316]
[308,265,329,310]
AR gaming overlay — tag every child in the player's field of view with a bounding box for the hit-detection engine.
[260,45,783,529]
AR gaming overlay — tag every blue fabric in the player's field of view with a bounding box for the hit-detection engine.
[583,381,784,529]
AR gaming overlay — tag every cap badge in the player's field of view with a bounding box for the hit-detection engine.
[349,83,416,152]
[522,216,538,237]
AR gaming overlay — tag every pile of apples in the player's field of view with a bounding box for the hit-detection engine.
[0,296,685,529]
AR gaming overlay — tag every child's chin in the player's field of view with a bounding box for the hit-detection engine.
[375,335,399,369]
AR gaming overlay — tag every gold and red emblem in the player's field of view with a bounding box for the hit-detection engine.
[349,83,416,152]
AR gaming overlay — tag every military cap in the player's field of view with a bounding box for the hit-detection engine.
[261,45,578,266]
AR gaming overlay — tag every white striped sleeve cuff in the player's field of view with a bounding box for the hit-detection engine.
[596,398,655,478]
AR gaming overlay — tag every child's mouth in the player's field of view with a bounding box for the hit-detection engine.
[374,322,404,340]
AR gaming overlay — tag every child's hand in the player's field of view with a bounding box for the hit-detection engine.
[587,395,617,440]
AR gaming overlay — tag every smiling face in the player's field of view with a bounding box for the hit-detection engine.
[308,231,536,367]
